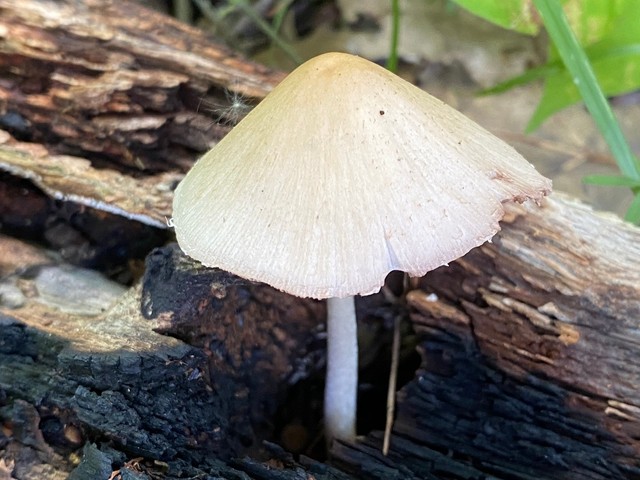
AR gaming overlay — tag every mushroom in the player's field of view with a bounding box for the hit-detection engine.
[171,52,551,444]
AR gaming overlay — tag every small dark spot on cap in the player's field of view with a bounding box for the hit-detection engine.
[379,110,385,115]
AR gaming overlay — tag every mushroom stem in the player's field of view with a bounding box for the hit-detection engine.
[324,295,358,443]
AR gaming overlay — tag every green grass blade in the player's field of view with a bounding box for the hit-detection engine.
[480,62,562,95]
[272,0,296,32]
[229,0,302,66]
[583,175,640,188]
[174,0,193,23]
[624,192,640,223]
[386,0,401,73]
[483,43,640,97]
[533,0,640,181]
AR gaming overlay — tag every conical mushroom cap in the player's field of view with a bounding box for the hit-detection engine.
[172,52,551,299]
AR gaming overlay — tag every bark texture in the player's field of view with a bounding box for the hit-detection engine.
[0,0,638,479]
[333,195,640,480]
[0,0,282,270]
[2,195,639,479]
[0,0,283,173]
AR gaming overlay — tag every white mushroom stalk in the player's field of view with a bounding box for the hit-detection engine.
[325,296,357,441]
[171,52,551,445]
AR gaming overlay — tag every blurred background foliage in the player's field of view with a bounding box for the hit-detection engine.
[464,0,640,132]
[454,0,640,221]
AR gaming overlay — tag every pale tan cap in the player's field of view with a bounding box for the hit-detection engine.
[172,52,551,299]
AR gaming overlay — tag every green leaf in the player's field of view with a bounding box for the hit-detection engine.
[450,0,634,41]
[559,0,625,47]
[449,0,541,34]
[525,49,640,131]
[480,61,562,95]
[526,0,640,128]
[528,52,640,122]
[624,191,640,223]
[531,0,640,181]
[453,0,640,221]
[462,0,640,122]
[583,175,640,188]
[525,73,570,132]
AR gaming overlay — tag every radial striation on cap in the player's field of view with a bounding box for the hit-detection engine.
[172,52,551,299]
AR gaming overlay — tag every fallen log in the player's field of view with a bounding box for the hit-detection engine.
[0,234,326,479]
[2,193,639,479]
[0,0,639,479]
[0,0,281,269]
[0,0,282,173]
[333,194,640,480]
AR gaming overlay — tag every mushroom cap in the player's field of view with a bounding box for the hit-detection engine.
[172,52,551,299]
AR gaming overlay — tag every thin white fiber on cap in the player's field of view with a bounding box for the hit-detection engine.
[172,52,551,299]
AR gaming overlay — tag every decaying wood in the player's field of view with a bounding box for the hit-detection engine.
[2,194,639,479]
[0,129,178,228]
[1,0,639,479]
[0,0,283,173]
[0,235,327,479]
[0,168,168,274]
[0,0,281,273]
[332,194,640,480]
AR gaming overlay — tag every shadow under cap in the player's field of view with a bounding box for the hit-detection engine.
[172,52,551,299]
